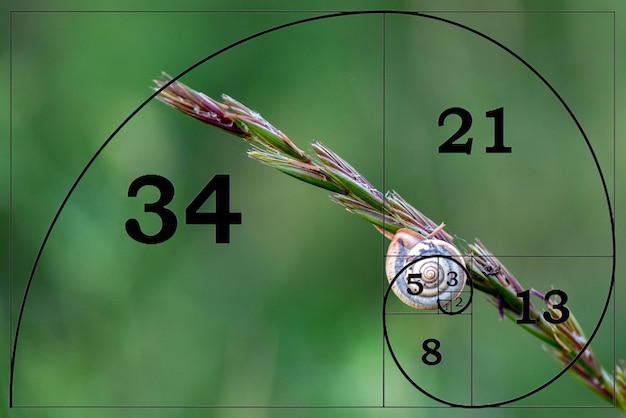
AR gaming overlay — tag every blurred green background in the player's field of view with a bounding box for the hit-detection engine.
[2,1,625,417]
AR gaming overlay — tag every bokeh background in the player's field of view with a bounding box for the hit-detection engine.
[2,0,625,418]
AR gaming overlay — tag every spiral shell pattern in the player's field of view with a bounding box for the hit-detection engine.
[386,230,466,310]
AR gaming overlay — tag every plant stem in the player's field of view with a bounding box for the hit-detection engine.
[152,73,624,410]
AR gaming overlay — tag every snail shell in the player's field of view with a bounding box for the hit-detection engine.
[386,228,466,310]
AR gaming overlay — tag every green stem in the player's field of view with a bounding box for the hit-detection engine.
[152,73,625,410]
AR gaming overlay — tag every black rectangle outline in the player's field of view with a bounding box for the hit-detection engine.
[8,7,618,410]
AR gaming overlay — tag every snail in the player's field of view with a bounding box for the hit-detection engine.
[385,227,467,310]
